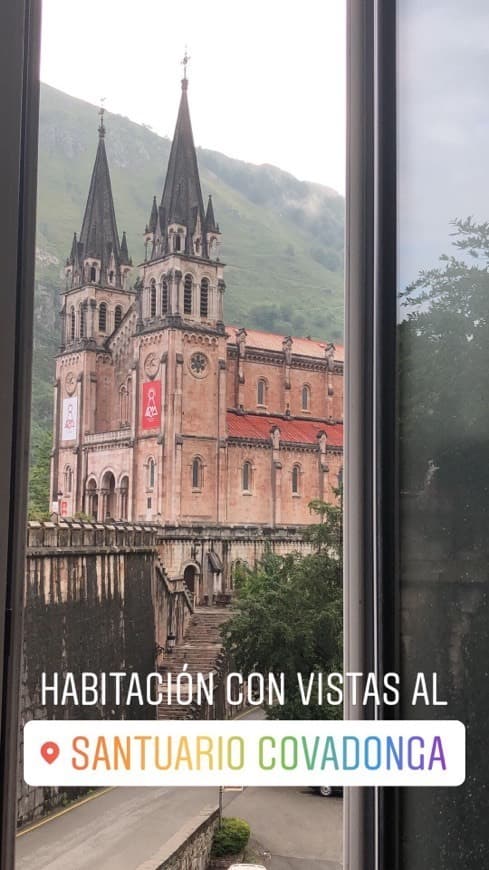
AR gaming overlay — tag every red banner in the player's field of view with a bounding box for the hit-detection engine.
[141,380,161,430]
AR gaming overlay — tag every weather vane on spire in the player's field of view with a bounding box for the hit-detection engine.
[181,47,190,80]
[98,97,106,137]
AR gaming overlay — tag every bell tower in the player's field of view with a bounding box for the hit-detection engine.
[51,109,134,517]
[135,66,228,524]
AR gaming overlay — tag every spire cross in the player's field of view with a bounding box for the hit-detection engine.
[181,48,190,81]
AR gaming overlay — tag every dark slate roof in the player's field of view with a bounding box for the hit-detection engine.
[78,118,127,271]
[159,79,206,241]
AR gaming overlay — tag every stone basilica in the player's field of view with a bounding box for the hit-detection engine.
[50,75,344,537]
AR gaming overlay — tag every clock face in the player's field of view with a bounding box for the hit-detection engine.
[65,371,76,395]
[189,351,209,378]
[144,352,159,379]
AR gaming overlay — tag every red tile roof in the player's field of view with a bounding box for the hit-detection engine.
[227,412,343,447]
[227,326,344,362]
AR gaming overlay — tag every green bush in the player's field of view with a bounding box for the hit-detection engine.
[212,817,251,856]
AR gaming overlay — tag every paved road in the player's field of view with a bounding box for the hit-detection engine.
[231,786,343,870]
[15,706,342,869]
[15,784,342,870]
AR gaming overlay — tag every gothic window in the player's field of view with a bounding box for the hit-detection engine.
[242,461,252,492]
[109,270,114,284]
[90,265,97,282]
[195,238,201,254]
[257,378,267,406]
[292,464,301,495]
[119,385,128,422]
[64,465,73,494]
[150,279,157,317]
[161,278,169,314]
[192,457,203,490]
[114,305,123,330]
[80,303,86,338]
[184,274,193,314]
[148,458,155,489]
[302,384,311,411]
[99,302,107,332]
[70,306,76,341]
[200,278,209,318]
[174,234,181,252]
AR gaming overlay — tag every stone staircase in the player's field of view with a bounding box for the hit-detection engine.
[157,607,232,720]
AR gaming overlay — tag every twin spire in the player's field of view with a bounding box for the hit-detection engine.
[67,65,218,289]
[145,74,219,260]
[66,102,131,290]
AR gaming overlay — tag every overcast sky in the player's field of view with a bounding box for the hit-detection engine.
[40,0,346,193]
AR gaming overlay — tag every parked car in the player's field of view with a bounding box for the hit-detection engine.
[316,785,343,797]
[228,865,267,869]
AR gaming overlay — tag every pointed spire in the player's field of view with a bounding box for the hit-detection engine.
[205,195,218,233]
[159,75,205,238]
[120,231,131,265]
[78,110,124,279]
[148,196,158,233]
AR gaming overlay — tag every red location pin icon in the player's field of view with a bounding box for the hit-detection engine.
[41,741,60,765]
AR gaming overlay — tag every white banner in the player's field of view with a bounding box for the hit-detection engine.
[61,396,78,442]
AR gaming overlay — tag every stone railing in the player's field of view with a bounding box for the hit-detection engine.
[134,807,219,870]
[27,519,161,552]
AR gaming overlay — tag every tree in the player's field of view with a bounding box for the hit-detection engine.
[28,424,52,519]
[223,499,342,719]
[399,217,489,545]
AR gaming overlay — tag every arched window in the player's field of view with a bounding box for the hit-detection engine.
[90,265,97,282]
[195,238,201,255]
[192,457,203,490]
[200,278,209,318]
[109,270,114,284]
[302,384,311,411]
[161,278,169,314]
[257,378,267,406]
[80,304,86,338]
[114,305,123,330]
[70,307,76,341]
[64,466,73,494]
[292,464,301,495]
[120,476,129,520]
[337,466,343,489]
[184,274,193,314]
[148,458,155,489]
[99,302,107,332]
[150,279,157,317]
[242,461,252,492]
[119,385,128,422]
[174,233,181,252]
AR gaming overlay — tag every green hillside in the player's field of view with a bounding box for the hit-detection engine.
[33,83,345,435]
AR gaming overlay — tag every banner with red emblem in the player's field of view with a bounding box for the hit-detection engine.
[141,380,161,430]
[61,397,78,442]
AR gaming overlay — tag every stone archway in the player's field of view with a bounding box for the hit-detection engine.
[86,479,98,520]
[183,564,197,599]
[100,471,116,519]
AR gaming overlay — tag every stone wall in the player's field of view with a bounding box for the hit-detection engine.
[18,519,193,826]
[134,807,219,870]
[157,523,313,605]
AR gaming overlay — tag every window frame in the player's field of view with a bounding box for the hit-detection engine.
[0,1,42,863]
[345,2,398,868]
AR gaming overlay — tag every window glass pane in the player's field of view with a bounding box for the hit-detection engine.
[398,1,489,864]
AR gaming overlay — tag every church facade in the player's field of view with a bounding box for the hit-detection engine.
[50,77,344,530]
